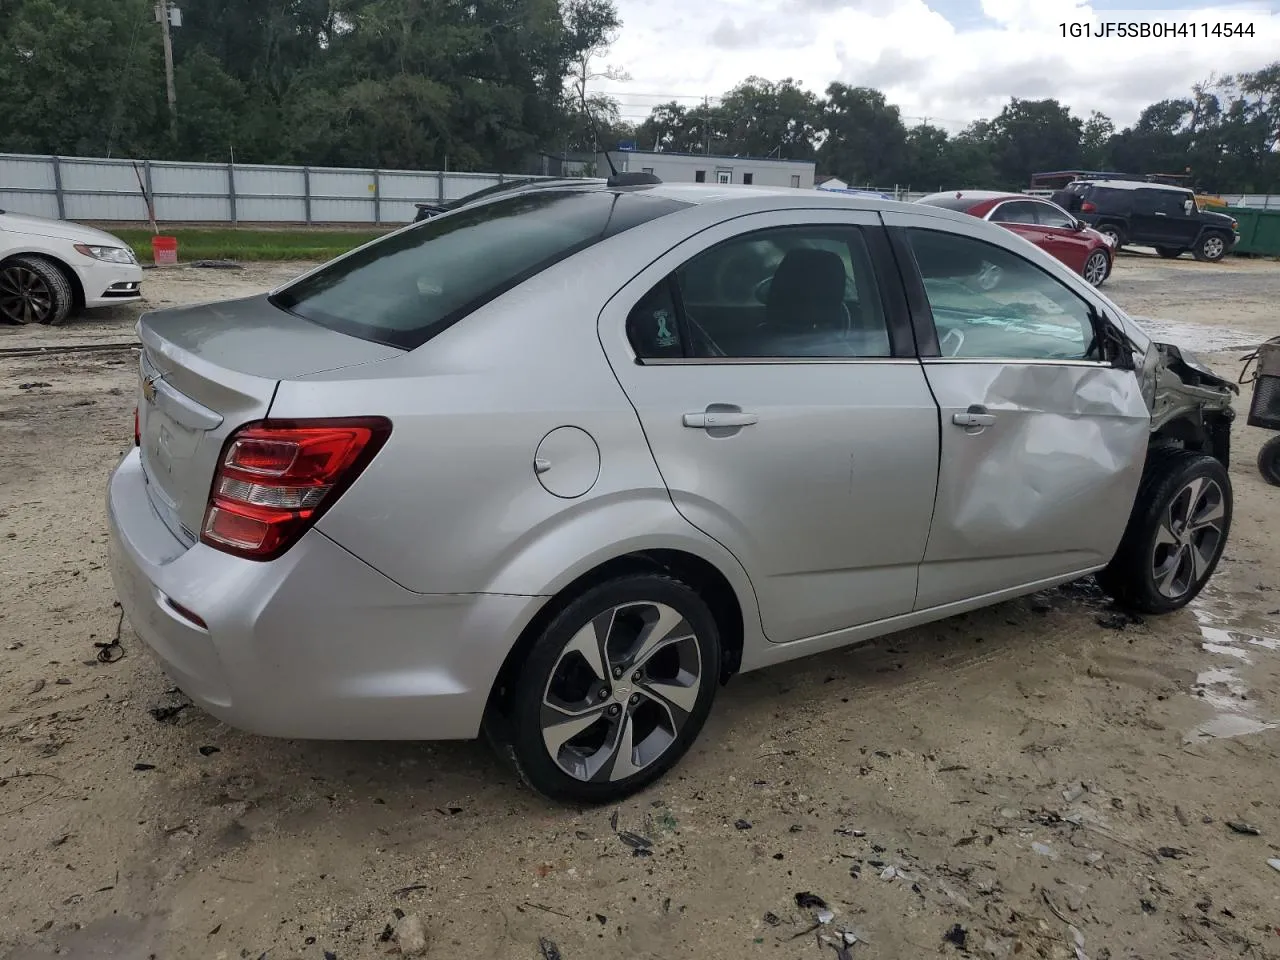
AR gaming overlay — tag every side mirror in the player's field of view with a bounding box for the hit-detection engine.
[1073,219,1086,231]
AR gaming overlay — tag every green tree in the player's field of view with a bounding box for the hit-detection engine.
[986,98,1082,188]
[717,77,820,159]
[819,83,907,185]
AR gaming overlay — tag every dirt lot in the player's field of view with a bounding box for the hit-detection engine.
[2,254,1280,960]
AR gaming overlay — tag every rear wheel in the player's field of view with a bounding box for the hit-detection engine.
[1098,449,1232,614]
[1258,435,1280,487]
[1193,232,1229,262]
[497,574,721,804]
[0,256,73,326]
[1083,249,1110,287]
[1096,224,1125,249]
[1156,247,1186,259]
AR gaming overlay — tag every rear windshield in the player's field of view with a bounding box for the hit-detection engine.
[272,189,689,349]
[916,194,979,211]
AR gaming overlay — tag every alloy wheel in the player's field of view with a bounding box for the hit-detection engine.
[0,264,53,324]
[540,601,703,783]
[1084,251,1108,286]
[1202,236,1225,260]
[1151,476,1226,599]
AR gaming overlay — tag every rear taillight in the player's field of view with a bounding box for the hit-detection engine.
[1080,201,1096,213]
[201,418,391,561]
[133,407,140,447]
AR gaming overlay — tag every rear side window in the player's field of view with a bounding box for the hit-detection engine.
[272,190,689,349]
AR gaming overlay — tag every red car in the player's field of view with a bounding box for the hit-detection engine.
[916,191,1115,288]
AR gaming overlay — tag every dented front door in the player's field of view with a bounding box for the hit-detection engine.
[889,218,1150,610]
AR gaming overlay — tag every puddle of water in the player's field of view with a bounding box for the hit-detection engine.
[1185,602,1280,742]
[1129,315,1262,354]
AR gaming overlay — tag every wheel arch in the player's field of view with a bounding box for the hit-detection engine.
[1,250,85,311]
[1151,409,1232,467]
[484,548,749,723]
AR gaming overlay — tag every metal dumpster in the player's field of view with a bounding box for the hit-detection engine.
[1229,206,1280,257]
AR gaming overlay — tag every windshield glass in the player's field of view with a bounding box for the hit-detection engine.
[272,189,688,349]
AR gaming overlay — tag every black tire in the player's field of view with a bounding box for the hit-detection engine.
[1193,232,1229,263]
[496,574,721,804]
[1156,247,1186,259]
[0,255,74,326]
[1098,449,1232,614]
[1096,223,1125,249]
[1258,435,1280,487]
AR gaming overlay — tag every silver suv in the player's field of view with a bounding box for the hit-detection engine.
[108,183,1236,803]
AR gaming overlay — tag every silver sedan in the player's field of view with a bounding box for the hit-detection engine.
[108,181,1235,803]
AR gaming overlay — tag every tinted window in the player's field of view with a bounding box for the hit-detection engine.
[1034,203,1076,229]
[273,190,688,349]
[1087,187,1131,213]
[1135,188,1191,217]
[667,225,890,358]
[626,280,684,359]
[990,201,1039,224]
[906,229,1097,361]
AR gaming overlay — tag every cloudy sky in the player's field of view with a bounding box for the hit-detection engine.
[595,0,1278,132]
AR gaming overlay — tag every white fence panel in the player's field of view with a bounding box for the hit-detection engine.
[65,192,149,222]
[311,198,377,222]
[0,155,56,190]
[0,190,59,218]
[237,196,308,222]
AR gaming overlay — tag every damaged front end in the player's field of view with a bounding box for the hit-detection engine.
[1141,342,1238,465]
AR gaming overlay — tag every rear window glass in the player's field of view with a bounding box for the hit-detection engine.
[271,189,689,349]
[917,193,980,211]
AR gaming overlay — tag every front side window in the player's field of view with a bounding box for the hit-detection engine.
[990,201,1039,224]
[1134,189,1188,217]
[628,225,891,360]
[906,228,1097,362]
[1034,203,1076,229]
[272,190,688,349]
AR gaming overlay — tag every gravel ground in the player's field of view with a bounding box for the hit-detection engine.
[2,253,1280,960]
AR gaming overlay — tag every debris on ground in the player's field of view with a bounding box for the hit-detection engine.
[616,830,652,852]
[149,703,190,723]
[734,819,752,830]
[94,609,126,663]
[538,937,563,960]
[188,260,244,270]
[18,382,51,390]
[1062,782,1087,803]
[763,912,780,926]
[198,745,221,757]
[795,892,828,910]
[132,763,155,771]
[27,679,45,696]
[1268,859,1280,874]
[942,923,967,949]
[1158,846,1188,859]
[1096,611,1144,631]
[394,914,428,957]
[1032,842,1057,859]
[1227,821,1261,835]
[880,866,897,881]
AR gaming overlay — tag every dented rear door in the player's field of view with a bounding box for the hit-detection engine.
[885,213,1149,610]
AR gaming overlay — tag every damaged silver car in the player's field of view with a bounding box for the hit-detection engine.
[108,180,1235,804]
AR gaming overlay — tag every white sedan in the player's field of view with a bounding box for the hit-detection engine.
[1,210,143,325]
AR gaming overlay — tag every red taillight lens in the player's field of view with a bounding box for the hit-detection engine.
[134,407,140,447]
[1080,201,1096,213]
[201,418,391,561]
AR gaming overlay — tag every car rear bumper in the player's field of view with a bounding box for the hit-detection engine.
[107,448,542,740]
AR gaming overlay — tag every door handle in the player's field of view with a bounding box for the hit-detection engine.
[952,410,996,427]
[683,411,759,429]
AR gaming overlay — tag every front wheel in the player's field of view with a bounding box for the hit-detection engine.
[0,256,74,325]
[1258,435,1280,487]
[1098,449,1232,614]
[1193,233,1229,262]
[497,574,721,804]
[1082,249,1110,287]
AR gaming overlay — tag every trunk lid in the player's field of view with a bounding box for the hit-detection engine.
[136,294,401,544]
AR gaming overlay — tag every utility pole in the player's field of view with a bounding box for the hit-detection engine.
[157,1,179,141]
[703,95,710,155]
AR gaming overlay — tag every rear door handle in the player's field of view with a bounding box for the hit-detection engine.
[683,411,759,429]
[952,410,996,427]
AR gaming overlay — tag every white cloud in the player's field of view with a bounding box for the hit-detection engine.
[596,0,1279,131]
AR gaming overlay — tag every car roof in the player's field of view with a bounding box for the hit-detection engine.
[1073,179,1192,193]
[917,190,1042,210]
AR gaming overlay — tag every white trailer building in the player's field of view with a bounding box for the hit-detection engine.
[597,150,816,189]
